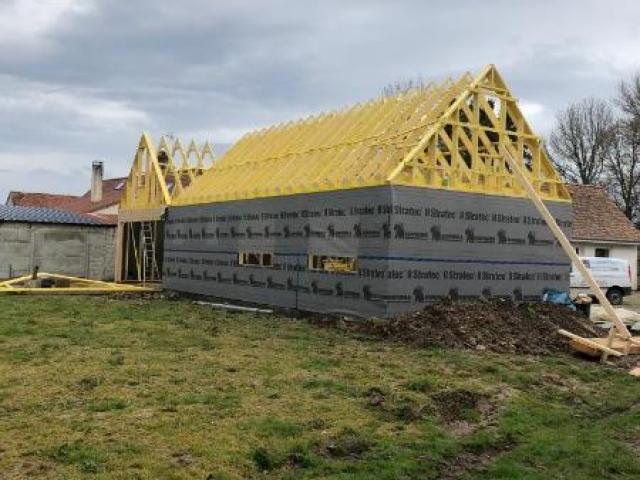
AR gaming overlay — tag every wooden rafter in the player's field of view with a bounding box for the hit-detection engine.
[119,133,215,215]
[175,65,570,206]
[388,65,570,201]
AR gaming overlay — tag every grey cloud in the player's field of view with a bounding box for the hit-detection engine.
[1,0,639,199]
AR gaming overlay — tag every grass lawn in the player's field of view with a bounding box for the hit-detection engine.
[0,296,639,479]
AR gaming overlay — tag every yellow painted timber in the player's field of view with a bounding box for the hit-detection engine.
[0,272,157,295]
[119,133,215,215]
[174,64,570,206]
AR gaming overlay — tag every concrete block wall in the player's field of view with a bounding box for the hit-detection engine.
[0,223,116,280]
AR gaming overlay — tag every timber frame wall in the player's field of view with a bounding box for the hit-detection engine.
[115,134,213,282]
[164,185,572,317]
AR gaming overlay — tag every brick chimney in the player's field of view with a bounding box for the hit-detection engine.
[91,161,103,203]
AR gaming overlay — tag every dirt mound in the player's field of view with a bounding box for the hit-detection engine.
[315,299,604,355]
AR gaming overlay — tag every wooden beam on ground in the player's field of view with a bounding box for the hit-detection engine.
[558,329,624,357]
[0,272,157,295]
[0,288,156,295]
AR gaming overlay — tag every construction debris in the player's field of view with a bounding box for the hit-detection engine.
[591,305,640,332]
[312,299,603,355]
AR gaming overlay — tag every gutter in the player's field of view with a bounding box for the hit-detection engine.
[571,238,640,246]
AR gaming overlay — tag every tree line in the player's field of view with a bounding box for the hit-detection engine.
[549,74,640,223]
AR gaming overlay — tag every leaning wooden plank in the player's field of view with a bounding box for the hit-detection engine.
[558,329,624,357]
[501,145,632,341]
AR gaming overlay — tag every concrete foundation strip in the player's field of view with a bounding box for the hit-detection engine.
[194,300,273,314]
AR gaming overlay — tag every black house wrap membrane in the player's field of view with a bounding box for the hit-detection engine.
[163,186,572,317]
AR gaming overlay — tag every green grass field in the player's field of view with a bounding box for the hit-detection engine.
[0,296,639,479]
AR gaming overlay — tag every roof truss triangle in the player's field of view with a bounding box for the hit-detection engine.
[388,64,570,201]
[119,133,216,214]
[173,64,570,206]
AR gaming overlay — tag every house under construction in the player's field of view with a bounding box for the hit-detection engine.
[115,134,214,282]
[161,65,573,316]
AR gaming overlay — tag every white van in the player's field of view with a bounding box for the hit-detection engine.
[570,257,633,305]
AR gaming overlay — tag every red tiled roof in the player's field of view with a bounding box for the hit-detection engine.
[7,177,126,226]
[85,213,119,225]
[568,184,640,244]
[71,177,127,215]
[7,192,79,210]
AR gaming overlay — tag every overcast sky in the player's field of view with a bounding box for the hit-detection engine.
[1,0,639,200]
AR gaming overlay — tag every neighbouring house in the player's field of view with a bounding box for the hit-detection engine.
[568,184,640,290]
[0,205,116,279]
[6,161,126,226]
[2,161,126,280]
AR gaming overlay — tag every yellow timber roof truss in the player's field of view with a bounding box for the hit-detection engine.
[119,133,215,214]
[388,65,570,201]
[174,65,570,206]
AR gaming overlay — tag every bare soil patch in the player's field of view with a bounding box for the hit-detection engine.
[313,299,604,355]
[435,441,516,480]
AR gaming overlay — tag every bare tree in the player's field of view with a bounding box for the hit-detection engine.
[617,74,640,120]
[382,77,427,98]
[549,98,616,184]
[605,73,640,223]
[605,119,640,222]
